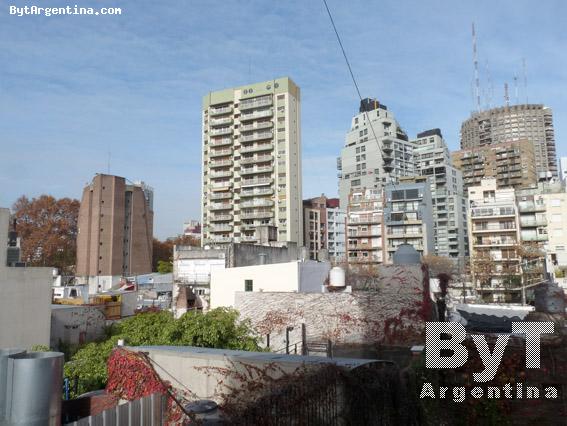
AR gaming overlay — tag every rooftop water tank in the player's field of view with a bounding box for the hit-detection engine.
[392,244,421,265]
[329,267,346,287]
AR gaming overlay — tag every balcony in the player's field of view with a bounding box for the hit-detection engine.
[209,127,233,136]
[207,236,232,244]
[240,199,274,208]
[241,177,273,187]
[209,148,233,158]
[473,238,518,247]
[240,121,273,132]
[518,202,546,213]
[240,235,258,243]
[209,181,232,191]
[240,165,273,176]
[240,109,273,121]
[239,97,273,111]
[520,218,547,227]
[209,159,233,169]
[209,170,233,179]
[210,214,233,222]
[240,132,273,143]
[240,143,273,154]
[240,211,274,220]
[347,243,380,251]
[240,188,274,197]
[210,192,232,200]
[473,224,516,232]
[209,203,232,211]
[210,138,233,147]
[521,234,548,242]
[210,106,233,116]
[348,216,382,225]
[210,117,233,127]
[240,154,273,165]
[386,230,423,238]
[210,224,233,233]
[348,230,380,238]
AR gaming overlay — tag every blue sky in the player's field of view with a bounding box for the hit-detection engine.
[1,0,566,239]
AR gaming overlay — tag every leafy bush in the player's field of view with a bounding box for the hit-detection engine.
[64,308,262,397]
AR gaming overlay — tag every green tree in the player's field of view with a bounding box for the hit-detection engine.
[64,309,262,397]
[157,260,173,274]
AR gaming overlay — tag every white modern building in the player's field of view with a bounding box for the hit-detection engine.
[210,260,330,309]
[0,208,52,348]
[337,98,415,209]
[412,129,468,260]
[201,77,302,246]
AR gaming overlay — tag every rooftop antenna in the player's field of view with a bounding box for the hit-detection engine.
[472,22,481,113]
[504,82,510,107]
[513,74,519,105]
[522,58,528,104]
[484,60,493,109]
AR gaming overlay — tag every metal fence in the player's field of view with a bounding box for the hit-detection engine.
[64,393,166,426]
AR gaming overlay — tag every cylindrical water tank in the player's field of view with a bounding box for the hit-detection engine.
[4,352,64,426]
[329,267,346,287]
[0,349,26,421]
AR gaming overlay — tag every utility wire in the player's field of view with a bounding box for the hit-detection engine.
[322,0,392,185]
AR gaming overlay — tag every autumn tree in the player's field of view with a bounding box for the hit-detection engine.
[152,234,199,272]
[12,195,80,274]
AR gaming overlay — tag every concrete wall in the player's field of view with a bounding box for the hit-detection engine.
[235,264,434,346]
[0,208,52,349]
[50,305,106,348]
[228,243,298,267]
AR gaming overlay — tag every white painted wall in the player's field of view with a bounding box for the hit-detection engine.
[210,260,329,308]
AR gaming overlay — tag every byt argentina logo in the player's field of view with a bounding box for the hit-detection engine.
[420,321,558,402]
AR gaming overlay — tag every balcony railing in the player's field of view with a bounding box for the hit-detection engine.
[210,117,233,127]
[210,106,233,116]
[241,177,273,187]
[209,127,233,136]
[209,148,233,158]
[210,224,233,232]
[240,165,273,175]
[210,214,233,222]
[240,199,274,208]
[521,234,548,242]
[210,192,232,200]
[210,138,233,147]
[210,159,233,168]
[474,238,518,246]
[240,132,273,143]
[520,218,547,227]
[239,97,273,110]
[210,170,233,179]
[473,224,516,232]
[240,211,274,219]
[240,154,273,165]
[240,109,273,121]
[209,203,232,211]
[240,143,273,154]
[207,236,232,244]
[240,121,273,132]
[240,188,274,197]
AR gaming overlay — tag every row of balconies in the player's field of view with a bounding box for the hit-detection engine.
[240,132,273,143]
[240,165,273,175]
[210,138,233,147]
[240,109,273,121]
[209,127,233,136]
[240,143,273,154]
[239,97,273,111]
[210,117,233,127]
[240,154,273,165]
[240,199,274,208]
[240,121,273,132]
[241,177,273,187]
[240,211,274,220]
[209,106,233,116]
[209,148,233,158]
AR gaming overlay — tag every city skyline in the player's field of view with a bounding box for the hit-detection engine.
[2,0,567,238]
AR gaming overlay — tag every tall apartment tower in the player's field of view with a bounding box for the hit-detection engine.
[460,104,557,179]
[303,195,345,262]
[337,98,415,209]
[76,174,154,278]
[412,129,468,260]
[201,77,302,246]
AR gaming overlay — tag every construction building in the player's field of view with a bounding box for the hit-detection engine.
[452,139,538,192]
[412,129,468,260]
[337,98,415,209]
[460,104,557,179]
[201,77,302,246]
[76,174,154,282]
[303,195,345,262]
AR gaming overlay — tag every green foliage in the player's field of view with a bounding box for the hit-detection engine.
[31,344,50,352]
[157,260,173,274]
[64,308,262,397]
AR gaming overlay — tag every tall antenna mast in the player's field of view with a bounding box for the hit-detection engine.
[513,74,519,105]
[485,60,493,109]
[504,83,510,107]
[472,22,481,113]
[522,58,528,104]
